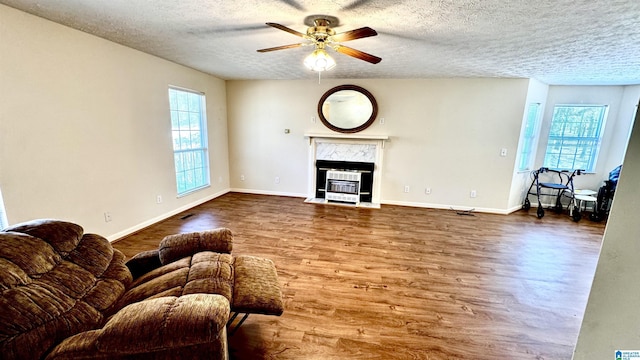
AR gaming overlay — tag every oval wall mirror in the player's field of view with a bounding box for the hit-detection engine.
[317,85,378,133]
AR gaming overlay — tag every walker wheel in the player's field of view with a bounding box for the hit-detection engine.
[554,201,563,214]
[522,198,531,210]
[537,207,545,219]
[572,211,582,222]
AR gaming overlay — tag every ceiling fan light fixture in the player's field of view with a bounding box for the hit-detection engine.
[304,48,336,72]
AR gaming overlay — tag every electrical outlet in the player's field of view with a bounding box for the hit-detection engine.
[380,117,385,124]
[275,176,280,184]
[470,190,477,198]
[104,212,112,223]
[156,195,162,204]
[500,148,508,157]
[240,175,245,181]
[425,188,432,195]
[404,185,410,193]
[311,116,316,123]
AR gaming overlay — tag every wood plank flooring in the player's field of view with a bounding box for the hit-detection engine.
[113,192,605,360]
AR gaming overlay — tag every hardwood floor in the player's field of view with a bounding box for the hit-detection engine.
[113,192,605,360]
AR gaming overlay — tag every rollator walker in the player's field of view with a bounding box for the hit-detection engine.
[522,167,584,221]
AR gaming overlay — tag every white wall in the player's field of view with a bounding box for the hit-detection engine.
[0,5,230,239]
[573,97,640,359]
[226,80,312,198]
[227,78,530,212]
[609,85,640,171]
[227,80,638,213]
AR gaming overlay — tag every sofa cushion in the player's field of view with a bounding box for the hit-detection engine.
[158,228,233,265]
[184,252,234,297]
[66,233,114,276]
[0,258,31,290]
[116,252,234,311]
[0,220,132,359]
[4,219,83,255]
[0,232,60,278]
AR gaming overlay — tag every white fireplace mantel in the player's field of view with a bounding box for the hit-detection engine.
[305,133,386,207]
[303,133,389,146]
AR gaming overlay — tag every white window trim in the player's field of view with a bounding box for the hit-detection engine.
[517,102,543,173]
[543,104,608,172]
[168,86,211,196]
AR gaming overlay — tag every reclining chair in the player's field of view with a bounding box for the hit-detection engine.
[0,219,283,359]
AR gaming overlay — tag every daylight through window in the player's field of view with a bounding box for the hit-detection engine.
[518,103,541,172]
[0,187,8,229]
[168,87,210,195]
[543,105,608,172]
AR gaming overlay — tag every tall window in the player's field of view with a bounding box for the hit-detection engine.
[543,105,608,172]
[518,103,542,172]
[168,87,210,196]
[0,187,8,229]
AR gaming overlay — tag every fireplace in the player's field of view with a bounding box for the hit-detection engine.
[325,170,361,204]
[316,160,374,203]
[305,134,387,207]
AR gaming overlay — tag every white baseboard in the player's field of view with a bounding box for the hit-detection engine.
[506,205,525,214]
[234,190,521,214]
[381,199,513,215]
[230,188,307,198]
[107,189,230,242]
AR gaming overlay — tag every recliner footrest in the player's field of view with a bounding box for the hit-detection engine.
[232,255,284,316]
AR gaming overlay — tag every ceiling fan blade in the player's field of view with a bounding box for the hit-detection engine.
[257,43,304,52]
[266,22,306,38]
[342,0,373,11]
[334,45,382,64]
[278,0,305,11]
[342,0,397,11]
[331,27,378,42]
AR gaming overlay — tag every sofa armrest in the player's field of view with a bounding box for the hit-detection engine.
[97,294,229,353]
[125,249,162,279]
[47,294,230,359]
[158,228,233,265]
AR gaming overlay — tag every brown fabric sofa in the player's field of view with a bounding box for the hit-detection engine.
[0,219,283,360]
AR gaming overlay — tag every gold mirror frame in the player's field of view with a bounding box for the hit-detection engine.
[317,85,378,133]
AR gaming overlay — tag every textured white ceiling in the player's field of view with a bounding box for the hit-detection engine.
[2,0,640,85]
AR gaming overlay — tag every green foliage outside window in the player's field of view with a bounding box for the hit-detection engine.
[543,105,607,172]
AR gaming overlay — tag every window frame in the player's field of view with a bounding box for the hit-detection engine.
[517,103,542,172]
[168,86,210,197]
[0,187,7,229]
[542,104,608,172]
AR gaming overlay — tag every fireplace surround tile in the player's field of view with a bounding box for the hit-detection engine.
[316,143,377,162]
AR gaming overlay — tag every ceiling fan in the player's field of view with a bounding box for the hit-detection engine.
[257,15,382,71]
